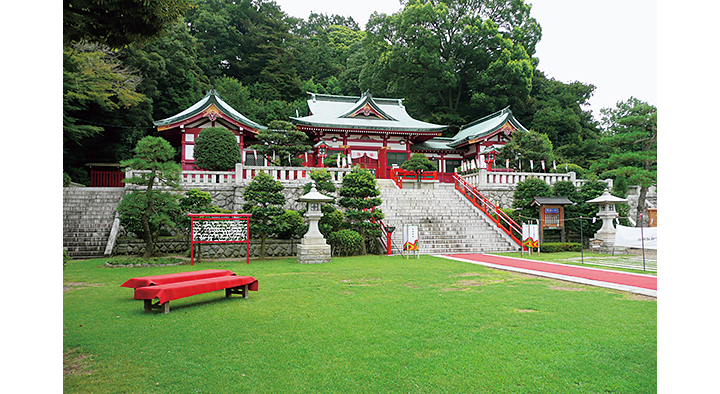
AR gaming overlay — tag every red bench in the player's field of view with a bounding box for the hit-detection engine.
[122,271,258,314]
[120,269,235,288]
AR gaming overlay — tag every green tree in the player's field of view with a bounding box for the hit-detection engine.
[337,167,384,254]
[498,129,554,171]
[593,98,657,226]
[119,136,181,258]
[176,189,226,236]
[119,21,211,121]
[193,127,242,171]
[248,121,311,166]
[401,153,437,187]
[512,177,552,222]
[186,0,303,100]
[64,0,189,48]
[362,0,538,126]
[63,42,153,183]
[242,171,286,259]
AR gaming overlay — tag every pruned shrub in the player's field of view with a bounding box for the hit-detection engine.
[327,229,363,257]
[539,242,582,253]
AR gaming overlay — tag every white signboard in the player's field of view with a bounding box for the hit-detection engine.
[614,225,658,250]
[522,224,539,249]
[402,224,419,259]
[403,225,419,251]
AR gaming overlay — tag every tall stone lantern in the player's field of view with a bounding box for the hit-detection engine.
[296,183,334,264]
[586,190,627,245]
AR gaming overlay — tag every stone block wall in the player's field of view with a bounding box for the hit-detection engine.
[114,238,300,258]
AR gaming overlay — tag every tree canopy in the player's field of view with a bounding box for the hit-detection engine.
[62,0,655,193]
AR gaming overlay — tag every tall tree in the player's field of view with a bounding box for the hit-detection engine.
[497,129,554,171]
[337,168,384,254]
[119,136,181,258]
[63,42,153,183]
[119,21,211,121]
[248,121,311,166]
[517,71,604,168]
[593,98,657,226]
[186,0,303,100]
[64,0,189,48]
[361,0,538,128]
[242,171,286,259]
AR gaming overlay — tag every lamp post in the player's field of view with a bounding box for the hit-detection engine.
[296,183,333,264]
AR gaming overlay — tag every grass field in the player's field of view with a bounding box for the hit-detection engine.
[63,254,656,393]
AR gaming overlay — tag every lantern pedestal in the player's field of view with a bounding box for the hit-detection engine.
[586,190,629,254]
[296,184,333,264]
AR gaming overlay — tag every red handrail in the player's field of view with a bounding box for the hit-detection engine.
[453,174,522,247]
[378,219,392,256]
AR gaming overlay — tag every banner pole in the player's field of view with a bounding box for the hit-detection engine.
[580,216,584,264]
[640,212,646,271]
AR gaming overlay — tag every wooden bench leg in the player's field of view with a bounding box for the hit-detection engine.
[225,285,250,299]
[162,302,170,314]
[144,299,152,312]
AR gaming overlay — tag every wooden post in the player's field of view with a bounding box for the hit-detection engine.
[162,302,170,314]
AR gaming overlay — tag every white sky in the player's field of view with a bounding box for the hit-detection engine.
[273,0,657,120]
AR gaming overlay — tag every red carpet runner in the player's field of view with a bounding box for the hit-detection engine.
[443,253,657,291]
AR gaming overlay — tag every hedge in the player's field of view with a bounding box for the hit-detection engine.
[539,242,582,253]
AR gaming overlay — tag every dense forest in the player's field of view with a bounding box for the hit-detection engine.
[63,0,656,195]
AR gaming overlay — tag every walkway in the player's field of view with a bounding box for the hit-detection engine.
[440,253,657,297]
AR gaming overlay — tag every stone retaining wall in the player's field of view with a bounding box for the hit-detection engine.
[115,238,300,258]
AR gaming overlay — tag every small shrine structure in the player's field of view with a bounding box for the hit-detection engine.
[531,196,573,242]
[153,89,266,170]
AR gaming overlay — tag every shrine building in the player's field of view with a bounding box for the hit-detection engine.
[152,89,530,181]
[292,91,529,181]
[153,89,266,171]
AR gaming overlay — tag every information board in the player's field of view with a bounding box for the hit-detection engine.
[188,213,252,265]
[402,224,419,259]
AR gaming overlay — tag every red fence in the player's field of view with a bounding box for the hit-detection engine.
[389,168,438,189]
[90,169,125,187]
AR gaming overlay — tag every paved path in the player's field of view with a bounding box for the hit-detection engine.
[440,253,657,298]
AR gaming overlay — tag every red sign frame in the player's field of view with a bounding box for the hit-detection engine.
[188,213,252,265]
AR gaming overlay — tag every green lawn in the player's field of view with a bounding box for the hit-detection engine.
[63,255,656,393]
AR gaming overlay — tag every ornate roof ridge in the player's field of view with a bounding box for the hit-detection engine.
[459,107,511,131]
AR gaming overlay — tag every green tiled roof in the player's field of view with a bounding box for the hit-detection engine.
[448,107,527,147]
[411,137,464,152]
[291,92,446,133]
[153,89,266,130]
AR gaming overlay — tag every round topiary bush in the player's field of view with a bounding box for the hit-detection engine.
[327,229,364,257]
[193,127,241,171]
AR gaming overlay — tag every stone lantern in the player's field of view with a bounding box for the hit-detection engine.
[296,183,333,264]
[586,190,627,245]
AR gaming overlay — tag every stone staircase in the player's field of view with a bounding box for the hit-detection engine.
[63,187,126,259]
[379,183,519,255]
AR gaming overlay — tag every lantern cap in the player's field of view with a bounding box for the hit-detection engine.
[298,183,334,203]
[586,190,627,204]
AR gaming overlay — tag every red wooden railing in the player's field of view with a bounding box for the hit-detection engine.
[378,219,396,256]
[389,168,438,189]
[90,169,125,187]
[453,174,522,248]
